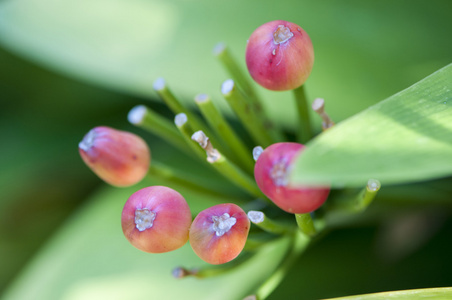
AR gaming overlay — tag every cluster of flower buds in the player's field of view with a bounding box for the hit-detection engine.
[121,186,250,265]
[78,126,151,187]
[78,127,250,264]
[78,20,379,291]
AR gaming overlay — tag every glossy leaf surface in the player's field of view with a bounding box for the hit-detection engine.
[291,64,452,188]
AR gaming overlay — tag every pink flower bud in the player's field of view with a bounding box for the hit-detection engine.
[189,203,250,265]
[254,142,329,213]
[246,20,314,91]
[121,186,192,253]
[79,126,150,187]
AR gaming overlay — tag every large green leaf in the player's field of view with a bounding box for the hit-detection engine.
[0,183,291,300]
[327,287,452,300]
[290,64,452,188]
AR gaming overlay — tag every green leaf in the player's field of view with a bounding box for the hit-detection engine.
[1,183,291,300]
[290,64,452,188]
[326,287,452,300]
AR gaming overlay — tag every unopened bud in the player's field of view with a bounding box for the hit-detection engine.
[79,126,151,187]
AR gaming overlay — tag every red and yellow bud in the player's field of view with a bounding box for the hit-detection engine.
[79,126,150,187]
[189,203,250,265]
[246,20,314,91]
[121,186,192,253]
[254,142,329,213]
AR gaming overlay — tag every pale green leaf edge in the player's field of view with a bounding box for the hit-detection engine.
[326,287,452,300]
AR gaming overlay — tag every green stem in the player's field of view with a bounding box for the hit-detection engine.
[253,231,310,300]
[174,113,208,161]
[247,210,293,235]
[195,94,254,173]
[210,154,262,198]
[312,98,335,130]
[128,105,188,152]
[360,179,381,209]
[153,78,224,152]
[153,78,185,113]
[221,79,274,147]
[214,43,256,98]
[173,253,252,279]
[147,162,243,203]
[214,44,284,143]
[293,85,313,143]
[295,213,317,237]
[331,179,381,213]
[352,179,381,212]
[191,130,263,198]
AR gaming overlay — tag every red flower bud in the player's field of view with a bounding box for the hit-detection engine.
[254,142,329,213]
[79,126,150,187]
[245,20,314,91]
[189,203,250,265]
[121,186,192,253]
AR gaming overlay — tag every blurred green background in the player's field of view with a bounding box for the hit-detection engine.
[1,0,451,299]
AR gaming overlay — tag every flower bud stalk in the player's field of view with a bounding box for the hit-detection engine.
[312,98,335,130]
[221,79,275,147]
[195,93,254,172]
[295,213,317,237]
[191,130,263,198]
[214,43,283,143]
[247,210,292,235]
[128,105,187,152]
[154,78,223,151]
[293,85,313,143]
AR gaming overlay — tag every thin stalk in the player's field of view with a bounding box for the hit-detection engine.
[214,43,284,143]
[153,78,224,152]
[128,105,187,152]
[360,179,381,209]
[173,252,252,279]
[330,179,381,213]
[147,162,244,203]
[295,213,317,237]
[247,210,293,235]
[221,79,274,147]
[195,93,254,173]
[214,155,262,197]
[293,85,313,143]
[312,98,335,130]
[191,130,263,198]
[214,42,256,98]
[153,78,186,113]
[174,113,207,161]
[172,266,230,279]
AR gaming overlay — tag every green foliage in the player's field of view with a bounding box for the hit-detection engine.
[291,64,452,188]
[327,287,452,300]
